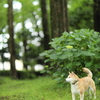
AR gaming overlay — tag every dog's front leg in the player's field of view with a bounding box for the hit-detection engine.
[79,93,84,100]
[72,93,76,100]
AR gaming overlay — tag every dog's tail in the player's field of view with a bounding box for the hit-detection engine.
[82,68,92,78]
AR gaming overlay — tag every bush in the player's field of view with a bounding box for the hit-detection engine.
[17,71,36,79]
[40,29,100,85]
[0,70,36,79]
[0,70,10,76]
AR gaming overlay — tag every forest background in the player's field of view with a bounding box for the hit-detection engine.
[0,0,100,81]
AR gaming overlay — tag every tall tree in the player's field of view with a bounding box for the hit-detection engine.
[50,0,69,38]
[8,0,17,78]
[94,0,100,32]
[40,0,50,50]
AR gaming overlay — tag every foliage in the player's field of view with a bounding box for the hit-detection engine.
[0,70,39,79]
[0,0,44,69]
[0,0,7,30]
[68,0,93,30]
[0,0,95,70]
[40,29,100,85]
[14,0,44,68]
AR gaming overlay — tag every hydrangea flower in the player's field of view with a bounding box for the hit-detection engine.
[66,45,73,49]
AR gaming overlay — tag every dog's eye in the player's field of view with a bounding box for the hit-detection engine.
[68,76,70,78]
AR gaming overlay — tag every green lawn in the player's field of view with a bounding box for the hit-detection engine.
[0,76,100,100]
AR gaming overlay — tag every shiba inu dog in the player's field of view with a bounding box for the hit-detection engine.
[66,68,96,100]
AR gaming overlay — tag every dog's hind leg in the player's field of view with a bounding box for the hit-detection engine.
[88,87,92,99]
[93,89,96,99]
[90,86,96,99]
[94,92,96,99]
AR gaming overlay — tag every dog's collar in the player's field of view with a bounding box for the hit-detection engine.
[72,80,78,85]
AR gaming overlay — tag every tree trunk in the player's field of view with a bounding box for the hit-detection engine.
[23,37,28,70]
[8,0,17,78]
[40,0,50,50]
[21,20,28,70]
[94,0,100,32]
[50,0,69,38]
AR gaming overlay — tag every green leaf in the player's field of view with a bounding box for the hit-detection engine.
[85,61,92,67]
[60,51,73,59]
[57,51,62,55]
[82,51,95,56]
[51,61,56,66]
[53,73,59,77]
[74,62,81,66]
[49,54,58,60]
[75,37,81,41]
[40,70,46,74]
[66,63,72,68]
[39,51,48,56]
[44,59,51,63]
[55,77,62,82]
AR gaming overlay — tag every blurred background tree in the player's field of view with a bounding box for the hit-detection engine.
[39,0,50,50]
[8,0,17,78]
[50,0,69,37]
[0,0,100,78]
[94,0,100,32]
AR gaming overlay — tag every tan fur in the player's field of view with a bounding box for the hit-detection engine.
[82,68,92,78]
[66,68,96,100]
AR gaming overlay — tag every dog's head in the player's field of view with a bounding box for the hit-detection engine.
[65,72,79,84]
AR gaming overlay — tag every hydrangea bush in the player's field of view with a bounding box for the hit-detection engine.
[40,29,100,85]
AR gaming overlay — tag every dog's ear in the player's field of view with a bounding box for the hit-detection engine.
[69,72,71,74]
[70,72,74,75]
[72,72,76,75]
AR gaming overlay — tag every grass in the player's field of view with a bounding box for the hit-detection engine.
[0,76,100,100]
